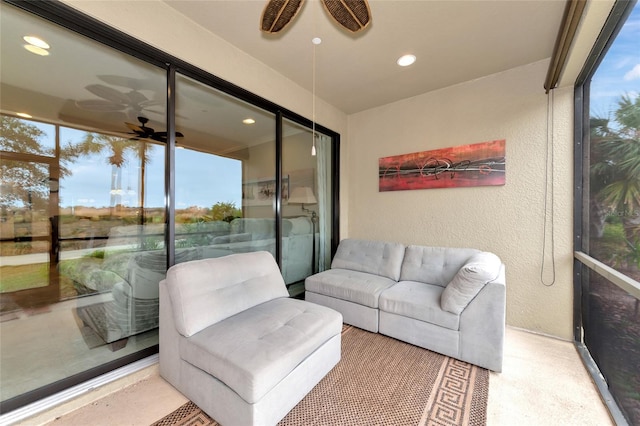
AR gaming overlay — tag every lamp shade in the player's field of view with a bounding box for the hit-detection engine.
[288,186,317,204]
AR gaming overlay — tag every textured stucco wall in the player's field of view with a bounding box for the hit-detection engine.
[347,60,574,339]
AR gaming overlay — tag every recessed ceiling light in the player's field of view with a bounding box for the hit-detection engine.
[23,36,50,49]
[397,54,416,67]
[243,118,256,125]
[24,44,50,56]
[16,112,33,119]
[312,37,322,45]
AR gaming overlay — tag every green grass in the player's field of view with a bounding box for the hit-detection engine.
[0,260,81,300]
[0,263,49,293]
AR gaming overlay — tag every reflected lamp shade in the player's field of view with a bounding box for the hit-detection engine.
[288,187,317,205]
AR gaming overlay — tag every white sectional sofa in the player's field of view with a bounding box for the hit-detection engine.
[305,238,506,371]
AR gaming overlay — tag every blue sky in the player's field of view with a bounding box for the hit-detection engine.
[58,127,242,209]
[590,3,640,119]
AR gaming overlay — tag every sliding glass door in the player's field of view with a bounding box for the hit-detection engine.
[281,119,333,296]
[0,0,339,413]
[1,2,167,407]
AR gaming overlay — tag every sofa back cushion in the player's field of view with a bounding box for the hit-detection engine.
[230,218,275,240]
[165,251,289,337]
[331,239,405,281]
[400,245,481,287]
[285,216,312,236]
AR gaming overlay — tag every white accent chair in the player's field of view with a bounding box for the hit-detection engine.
[159,251,342,425]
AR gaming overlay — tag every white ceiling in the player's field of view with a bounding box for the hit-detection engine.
[163,0,568,114]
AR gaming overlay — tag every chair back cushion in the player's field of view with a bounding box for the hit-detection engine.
[331,239,405,281]
[165,251,288,337]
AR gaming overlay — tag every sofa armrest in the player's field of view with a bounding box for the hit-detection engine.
[458,264,506,372]
[440,251,502,314]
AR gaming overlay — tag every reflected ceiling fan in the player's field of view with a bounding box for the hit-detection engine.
[76,83,161,116]
[261,0,371,33]
[125,116,184,143]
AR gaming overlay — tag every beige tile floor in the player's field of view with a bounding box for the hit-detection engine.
[10,327,614,426]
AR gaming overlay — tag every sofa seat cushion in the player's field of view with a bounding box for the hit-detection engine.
[305,268,397,308]
[180,297,342,404]
[379,281,460,331]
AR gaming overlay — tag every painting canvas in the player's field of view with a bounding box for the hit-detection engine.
[379,139,505,192]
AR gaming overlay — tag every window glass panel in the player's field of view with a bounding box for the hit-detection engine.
[174,73,275,263]
[583,3,640,424]
[588,5,640,278]
[0,117,56,155]
[0,3,166,404]
[282,119,332,295]
[0,154,52,293]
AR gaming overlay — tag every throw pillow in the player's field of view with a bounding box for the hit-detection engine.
[441,252,502,314]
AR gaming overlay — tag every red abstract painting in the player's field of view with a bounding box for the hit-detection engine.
[379,139,505,192]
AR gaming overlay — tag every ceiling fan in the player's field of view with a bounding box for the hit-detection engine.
[76,83,160,116]
[125,116,184,143]
[261,0,371,33]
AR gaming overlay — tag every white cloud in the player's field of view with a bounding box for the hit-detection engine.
[623,63,640,81]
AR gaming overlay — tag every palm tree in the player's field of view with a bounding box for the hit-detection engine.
[76,133,153,222]
[590,94,640,245]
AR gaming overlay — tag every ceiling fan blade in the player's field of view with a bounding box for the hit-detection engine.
[126,90,149,105]
[261,0,304,33]
[97,75,154,91]
[86,84,131,105]
[322,0,371,32]
[75,99,125,111]
[155,131,184,138]
[125,122,144,133]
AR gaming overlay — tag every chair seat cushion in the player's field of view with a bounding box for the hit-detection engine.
[379,281,460,331]
[180,297,342,404]
[305,268,397,308]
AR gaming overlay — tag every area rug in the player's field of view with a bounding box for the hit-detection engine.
[152,326,489,426]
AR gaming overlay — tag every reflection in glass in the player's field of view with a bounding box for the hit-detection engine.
[282,119,332,296]
[0,155,52,293]
[174,73,276,265]
[1,3,166,404]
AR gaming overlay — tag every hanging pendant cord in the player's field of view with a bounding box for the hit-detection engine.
[541,89,556,286]
[312,37,317,155]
